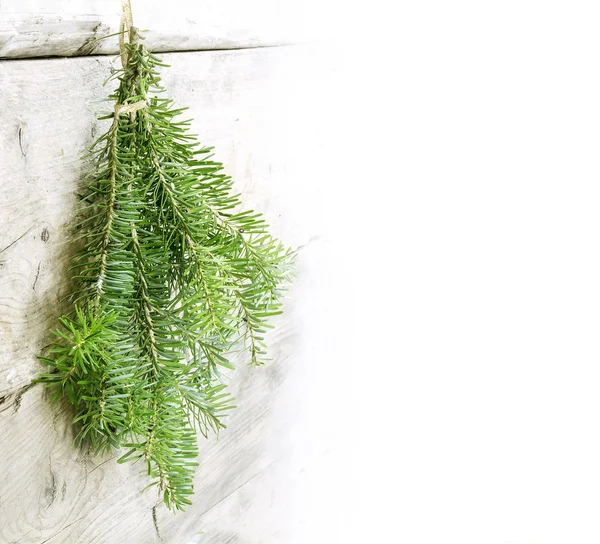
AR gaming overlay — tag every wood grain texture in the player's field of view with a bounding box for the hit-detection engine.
[0,44,342,542]
[0,45,316,398]
[0,0,309,59]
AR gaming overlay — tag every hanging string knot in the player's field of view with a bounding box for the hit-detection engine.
[114,100,148,120]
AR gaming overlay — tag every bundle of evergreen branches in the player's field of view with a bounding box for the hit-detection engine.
[38,29,292,511]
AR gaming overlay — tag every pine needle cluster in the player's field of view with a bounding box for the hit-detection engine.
[38,33,293,511]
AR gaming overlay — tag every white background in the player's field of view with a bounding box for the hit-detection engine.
[298,1,600,543]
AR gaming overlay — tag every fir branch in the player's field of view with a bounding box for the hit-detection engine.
[38,36,292,512]
[91,103,136,311]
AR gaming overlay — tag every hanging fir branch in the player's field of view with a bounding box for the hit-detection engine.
[37,27,293,511]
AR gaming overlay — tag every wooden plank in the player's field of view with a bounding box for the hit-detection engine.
[0,45,317,398]
[0,0,308,59]
[0,385,159,543]
[0,44,339,542]
[0,324,301,543]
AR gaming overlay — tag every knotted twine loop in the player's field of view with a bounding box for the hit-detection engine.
[115,0,148,120]
[114,99,147,119]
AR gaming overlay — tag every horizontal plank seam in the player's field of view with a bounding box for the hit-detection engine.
[0,41,300,62]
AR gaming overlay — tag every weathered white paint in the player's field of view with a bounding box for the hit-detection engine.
[0,0,309,58]
[0,45,348,542]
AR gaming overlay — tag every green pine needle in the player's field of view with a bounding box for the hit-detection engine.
[37,37,293,511]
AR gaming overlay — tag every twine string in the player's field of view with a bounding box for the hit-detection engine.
[120,0,134,67]
[114,100,147,117]
[115,0,147,120]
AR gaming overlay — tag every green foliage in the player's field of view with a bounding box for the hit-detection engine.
[37,36,293,511]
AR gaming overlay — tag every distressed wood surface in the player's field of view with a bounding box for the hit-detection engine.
[0,45,344,542]
[0,0,308,59]
[0,45,316,398]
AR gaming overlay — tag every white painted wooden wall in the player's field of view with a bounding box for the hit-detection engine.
[0,0,310,58]
[0,4,350,542]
